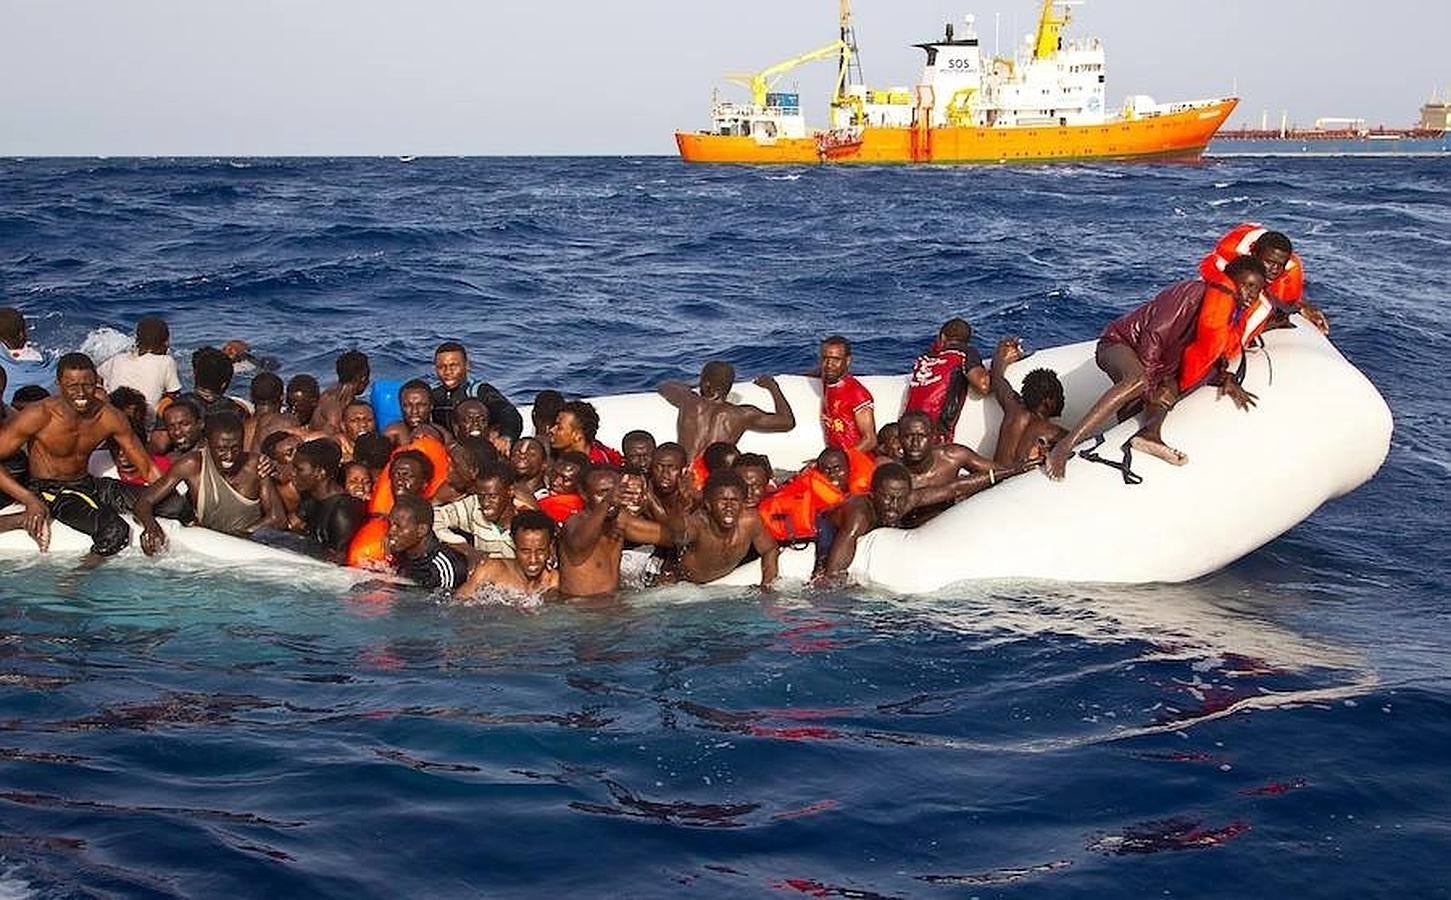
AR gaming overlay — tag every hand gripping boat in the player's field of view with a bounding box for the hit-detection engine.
[2,324,1389,592]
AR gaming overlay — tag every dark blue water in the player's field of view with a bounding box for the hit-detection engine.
[1,157,1449,898]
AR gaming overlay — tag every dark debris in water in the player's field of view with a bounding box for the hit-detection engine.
[0,790,306,828]
[772,877,901,899]
[915,859,1072,886]
[1087,817,1250,855]
[570,778,760,828]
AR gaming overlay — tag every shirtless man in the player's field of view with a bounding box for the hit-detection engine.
[621,430,657,473]
[658,362,795,460]
[339,401,376,460]
[135,412,283,553]
[511,437,548,498]
[897,411,996,491]
[0,353,161,563]
[286,375,321,431]
[732,453,774,508]
[260,431,304,525]
[646,442,696,521]
[677,470,779,588]
[989,337,1067,467]
[245,373,295,451]
[384,380,448,445]
[311,350,370,434]
[457,509,559,600]
[558,467,679,599]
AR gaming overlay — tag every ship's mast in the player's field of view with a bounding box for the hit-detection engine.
[1032,0,1073,61]
[836,0,864,102]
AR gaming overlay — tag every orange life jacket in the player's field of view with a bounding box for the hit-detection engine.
[366,435,451,516]
[1199,222,1306,346]
[758,468,846,543]
[844,446,877,496]
[688,456,710,492]
[346,515,390,569]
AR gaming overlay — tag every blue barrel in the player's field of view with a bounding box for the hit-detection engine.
[368,378,403,430]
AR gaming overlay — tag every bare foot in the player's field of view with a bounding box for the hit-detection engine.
[1044,442,1072,480]
[1129,435,1189,466]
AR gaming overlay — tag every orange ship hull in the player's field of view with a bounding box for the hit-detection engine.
[677,99,1237,165]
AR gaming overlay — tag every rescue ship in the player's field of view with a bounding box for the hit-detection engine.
[675,0,1238,165]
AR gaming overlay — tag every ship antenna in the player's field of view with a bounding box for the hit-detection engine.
[837,0,864,99]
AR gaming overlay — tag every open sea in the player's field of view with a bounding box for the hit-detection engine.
[0,156,1448,898]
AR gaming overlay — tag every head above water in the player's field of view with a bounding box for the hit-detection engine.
[870,462,914,527]
[352,431,395,474]
[292,438,344,492]
[1250,231,1293,283]
[399,379,433,428]
[897,411,937,465]
[621,429,657,471]
[250,372,284,407]
[0,307,27,350]
[510,508,556,580]
[453,398,490,439]
[191,346,234,395]
[702,441,739,474]
[390,449,434,498]
[204,412,247,471]
[815,446,850,492]
[386,493,434,556]
[163,399,205,452]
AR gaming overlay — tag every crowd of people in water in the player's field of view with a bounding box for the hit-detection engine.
[0,222,1328,599]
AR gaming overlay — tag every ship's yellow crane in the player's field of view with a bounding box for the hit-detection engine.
[727,39,850,108]
[1032,0,1080,60]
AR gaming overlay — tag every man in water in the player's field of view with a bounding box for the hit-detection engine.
[620,430,656,473]
[456,509,559,600]
[903,318,990,438]
[558,466,679,599]
[815,463,914,583]
[135,412,283,553]
[551,400,622,466]
[657,362,796,460]
[896,410,996,492]
[451,398,490,442]
[0,307,49,405]
[0,353,160,563]
[434,459,522,561]
[732,452,774,508]
[1200,225,1329,335]
[677,469,779,588]
[290,438,366,563]
[312,350,370,434]
[386,493,469,590]
[989,337,1067,467]
[645,442,696,521]
[818,335,876,453]
[1046,257,1266,480]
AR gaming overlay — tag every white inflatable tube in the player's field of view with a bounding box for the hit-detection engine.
[2,324,1389,593]
[572,323,1391,590]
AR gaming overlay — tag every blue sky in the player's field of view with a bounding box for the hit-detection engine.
[2,0,1446,154]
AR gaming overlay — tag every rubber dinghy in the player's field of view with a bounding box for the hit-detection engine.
[1,324,1389,591]
[576,323,1391,591]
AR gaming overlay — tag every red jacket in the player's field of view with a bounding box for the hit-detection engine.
[1100,280,1210,396]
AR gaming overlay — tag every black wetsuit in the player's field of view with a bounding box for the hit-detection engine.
[392,535,469,590]
[430,381,524,441]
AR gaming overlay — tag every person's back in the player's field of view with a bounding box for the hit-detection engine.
[97,317,181,412]
[903,318,988,437]
[658,362,795,460]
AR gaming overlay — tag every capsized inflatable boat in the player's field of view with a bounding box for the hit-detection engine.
[575,322,1391,590]
[2,323,1389,592]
